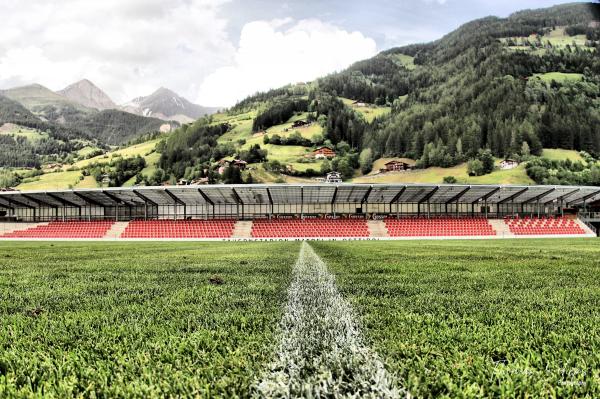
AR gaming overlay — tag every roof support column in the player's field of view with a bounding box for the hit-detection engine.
[484,198,488,218]
[266,187,274,219]
[331,186,338,218]
[232,188,243,220]
[360,186,373,219]
[300,186,304,219]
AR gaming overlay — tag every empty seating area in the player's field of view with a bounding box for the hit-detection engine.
[251,218,370,238]
[505,216,586,235]
[121,219,235,238]
[385,217,496,237]
[0,221,114,238]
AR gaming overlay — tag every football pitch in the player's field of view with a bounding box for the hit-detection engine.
[1,239,599,397]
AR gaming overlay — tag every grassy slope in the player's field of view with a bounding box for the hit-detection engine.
[390,53,416,70]
[541,148,584,162]
[0,241,298,397]
[123,151,161,187]
[0,126,48,142]
[341,98,391,123]
[502,27,589,49]
[15,139,163,191]
[359,149,584,185]
[16,170,83,191]
[532,72,584,83]
[312,239,600,398]
[214,110,325,179]
[73,139,161,169]
[354,160,534,185]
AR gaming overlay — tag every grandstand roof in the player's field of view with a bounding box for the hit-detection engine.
[1,184,600,209]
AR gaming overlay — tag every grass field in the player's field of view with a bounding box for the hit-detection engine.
[1,239,599,397]
[312,239,600,397]
[0,241,297,397]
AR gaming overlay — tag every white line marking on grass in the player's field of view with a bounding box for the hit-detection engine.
[255,241,407,398]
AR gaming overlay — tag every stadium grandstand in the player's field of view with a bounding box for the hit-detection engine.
[0,184,599,240]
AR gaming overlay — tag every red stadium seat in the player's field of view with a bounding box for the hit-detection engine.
[384,216,496,237]
[121,219,235,239]
[0,221,114,239]
[251,218,369,238]
[504,216,586,235]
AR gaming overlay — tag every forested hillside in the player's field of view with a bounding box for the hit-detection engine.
[153,2,600,186]
[0,95,100,168]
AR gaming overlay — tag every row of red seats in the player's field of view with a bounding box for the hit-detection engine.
[121,220,235,238]
[252,219,370,238]
[505,216,586,235]
[384,217,496,237]
[1,221,114,238]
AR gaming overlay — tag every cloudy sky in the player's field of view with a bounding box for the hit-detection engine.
[0,0,587,106]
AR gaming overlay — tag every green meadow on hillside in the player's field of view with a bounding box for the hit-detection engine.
[532,72,584,83]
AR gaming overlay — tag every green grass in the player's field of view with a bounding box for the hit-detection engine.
[502,27,590,50]
[0,241,298,397]
[74,140,161,169]
[123,151,161,187]
[76,175,100,188]
[312,239,600,398]
[2,239,599,397]
[541,148,583,162]
[354,160,534,185]
[16,170,83,191]
[215,112,257,145]
[16,139,163,191]
[341,98,391,122]
[532,72,583,83]
[0,125,48,142]
[389,53,416,70]
[75,145,103,159]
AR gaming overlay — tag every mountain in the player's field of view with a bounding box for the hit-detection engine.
[0,82,177,146]
[1,83,90,114]
[58,79,116,110]
[121,87,219,123]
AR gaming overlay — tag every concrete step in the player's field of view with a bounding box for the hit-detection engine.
[367,220,389,238]
[232,220,253,238]
[575,218,597,236]
[488,219,514,238]
[105,221,130,239]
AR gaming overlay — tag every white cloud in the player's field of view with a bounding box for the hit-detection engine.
[0,0,235,103]
[197,19,378,107]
